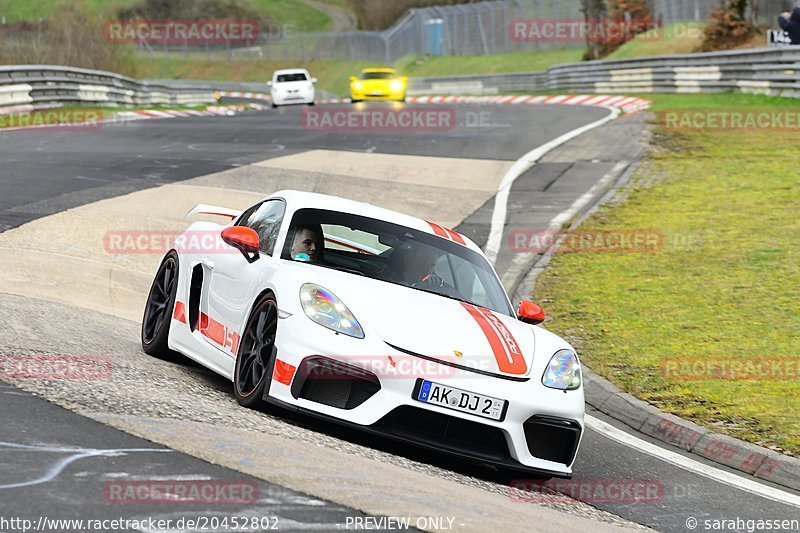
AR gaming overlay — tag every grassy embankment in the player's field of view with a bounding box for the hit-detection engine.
[534,93,800,455]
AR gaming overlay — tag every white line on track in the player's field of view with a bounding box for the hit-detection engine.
[586,415,800,508]
[484,105,621,265]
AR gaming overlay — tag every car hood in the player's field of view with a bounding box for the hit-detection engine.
[339,278,535,380]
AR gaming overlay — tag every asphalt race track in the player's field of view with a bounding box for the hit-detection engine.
[1,103,798,532]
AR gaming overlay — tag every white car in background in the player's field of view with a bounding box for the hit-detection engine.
[269,69,316,108]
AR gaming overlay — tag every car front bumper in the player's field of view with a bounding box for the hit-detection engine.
[350,89,406,102]
[267,316,585,477]
[272,92,315,105]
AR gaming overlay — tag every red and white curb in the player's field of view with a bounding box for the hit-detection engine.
[319,94,651,114]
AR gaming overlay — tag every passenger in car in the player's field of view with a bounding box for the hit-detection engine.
[290,224,324,263]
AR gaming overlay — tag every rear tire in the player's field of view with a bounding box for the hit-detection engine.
[141,252,181,360]
[234,295,278,409]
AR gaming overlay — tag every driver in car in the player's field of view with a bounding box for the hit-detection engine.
[393,240,445,288]
[290,224,324,263]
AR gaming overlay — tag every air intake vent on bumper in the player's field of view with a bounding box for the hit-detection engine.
[523,415,582,466]
[291,356,380,410]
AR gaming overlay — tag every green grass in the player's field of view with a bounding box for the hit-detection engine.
[400,50,585,77]
[0,0,135,20]
[0,105,114,128]
[534,92,800,455]
[607,22,705,59]
[249,0,332,32]
[0,0,335,32]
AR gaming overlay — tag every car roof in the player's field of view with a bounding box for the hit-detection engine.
[361,68,396,73]
[265,190,482,254]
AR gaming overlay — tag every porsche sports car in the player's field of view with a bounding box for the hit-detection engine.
[349,68,408,103]
[141,190,584,478]
[268,68,316,108]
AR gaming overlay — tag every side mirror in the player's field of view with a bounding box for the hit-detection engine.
[267,80,273,86]
[349,76,357,82]
[517,300,546,325]
[221,227,260,262]
[311,77,318,83]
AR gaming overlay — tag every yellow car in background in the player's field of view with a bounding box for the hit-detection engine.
[349,68,408,103]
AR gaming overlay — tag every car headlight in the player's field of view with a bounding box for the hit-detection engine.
[300,283,364,338]
[542,349,581,390]
[390,80,403,91]
[353,81,363,90]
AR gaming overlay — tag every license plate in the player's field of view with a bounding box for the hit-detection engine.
[416,380,507,421]
[371,91,383,95]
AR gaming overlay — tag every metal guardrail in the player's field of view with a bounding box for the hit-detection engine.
[409,47,800,98]
[0,65,270,111]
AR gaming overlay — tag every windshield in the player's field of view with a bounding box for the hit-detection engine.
[281,209,512,316]
[276,73,308,82]
[359,71,395,80]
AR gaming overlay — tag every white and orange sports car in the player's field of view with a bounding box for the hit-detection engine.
[141,190,584,478]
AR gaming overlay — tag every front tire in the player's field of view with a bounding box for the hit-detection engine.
[141,252,180,359]
[234,295,278,408]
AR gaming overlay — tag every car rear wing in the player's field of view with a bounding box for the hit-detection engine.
[185,204,242,220]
